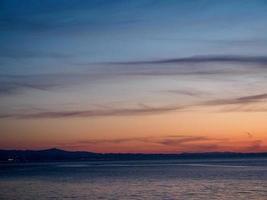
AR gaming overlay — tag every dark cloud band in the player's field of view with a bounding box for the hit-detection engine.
[1,92,267,119]
[107,55,267,65]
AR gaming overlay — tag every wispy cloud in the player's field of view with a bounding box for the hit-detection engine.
[91,54,267,77]
[157,136,209,146]
[108,55,267,66]
[0,73,101,96]
[1,92,267,119]
[0,104,186,119]
[0,49,71,60]
[65,135,224,147]
[0,81,58,96]
[57,135,267,153]
[203,93,267,106]
[163,88,209,97]
[57,135,234,153]
[2,53,267,97]
[243,140,263,152]
[215,38,267,47]
[0,74,59,96]
[76,137,151,145]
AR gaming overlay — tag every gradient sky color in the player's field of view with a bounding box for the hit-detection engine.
[1,0,267,153]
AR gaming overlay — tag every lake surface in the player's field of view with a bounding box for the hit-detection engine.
[1,158,267,200]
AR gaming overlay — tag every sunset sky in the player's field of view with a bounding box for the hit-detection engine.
[1,0,267,153]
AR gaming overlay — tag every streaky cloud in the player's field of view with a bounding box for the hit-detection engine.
[0,73,102,96]
[107,55,267,65]
[163,88,209,97]
[65,135,225,147]
[244,140,263,152]
[0,104,185,119]
[0,81,58,96]
[58,135,231,152]
[1,92,267,119]
[203,93,267,106]
[2,53,267,97]
[0,48,72,59]
[158,136,209,146]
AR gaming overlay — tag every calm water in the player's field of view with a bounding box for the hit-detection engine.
[0,158,267,200]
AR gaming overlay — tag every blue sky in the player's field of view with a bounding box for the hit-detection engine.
[1,0,267,73]
[1,0,267,152]
[1,0,267,111]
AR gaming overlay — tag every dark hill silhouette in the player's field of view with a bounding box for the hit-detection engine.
[0,148,267,162]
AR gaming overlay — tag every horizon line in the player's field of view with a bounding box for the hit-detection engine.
[1,147,267,155]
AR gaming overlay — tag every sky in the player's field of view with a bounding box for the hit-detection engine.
[1,0,267,153]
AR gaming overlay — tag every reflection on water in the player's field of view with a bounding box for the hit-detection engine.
[1,158,267,200]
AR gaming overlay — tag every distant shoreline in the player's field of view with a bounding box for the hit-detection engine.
[1,148,267,163]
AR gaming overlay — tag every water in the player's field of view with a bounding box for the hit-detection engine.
[0,158,267,200]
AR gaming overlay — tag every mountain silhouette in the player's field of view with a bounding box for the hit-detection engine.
[1,148,267,162]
